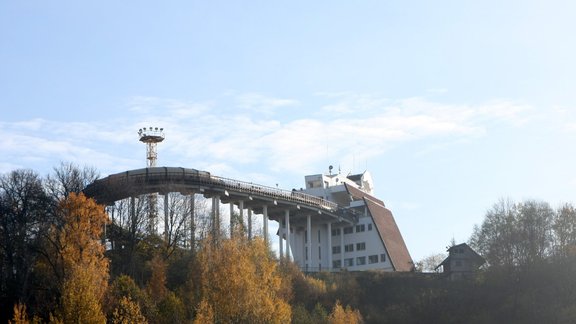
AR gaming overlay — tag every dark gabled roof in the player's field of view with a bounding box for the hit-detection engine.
[343,183,413,271]
[436,243,486,270]
[347,173,363,182]
[344,183,384,206]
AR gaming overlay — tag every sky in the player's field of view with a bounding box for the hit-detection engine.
[2,0,576,263]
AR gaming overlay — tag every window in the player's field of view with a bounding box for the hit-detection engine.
[332,246,341,254]
[333,260,342,269]
[344,258,354,267]
[356,224,365,232]
[318,246,321,259]
[368,255,379,264]
[356,256,366,265]
[345,244,354,252]
[356,242,366,251]
[343,227,353,234]
[318,230,321,243]
[380,253,387,262]
[304,230,307,243]
[331,228,341,236]
[368,223,373,231]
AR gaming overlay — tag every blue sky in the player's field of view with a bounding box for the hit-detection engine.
[2,1,576,262]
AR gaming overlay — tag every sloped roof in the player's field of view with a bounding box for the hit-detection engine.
[344,183,384,206]
[364,198,414,271]
[436,243,486,270]
[344,184,413,271]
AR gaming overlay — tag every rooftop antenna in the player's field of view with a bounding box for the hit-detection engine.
[137,127,165,235]
[138,127,165,167]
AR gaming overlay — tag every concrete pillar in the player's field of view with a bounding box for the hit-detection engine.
[164,194,169,242]
[327,222,332,271]
[238,200,244,236]
[279,222,284,260]
[248,208,253,240]
[212,196,220,239]
[307,214,312,272]
[263,205,269,245]
[229,202,235,237]
[190,194,195,250]
[285,209,291,260]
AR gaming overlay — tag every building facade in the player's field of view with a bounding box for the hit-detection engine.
[284,170,413,272]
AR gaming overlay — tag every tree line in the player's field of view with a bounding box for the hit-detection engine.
[0,164,362,323]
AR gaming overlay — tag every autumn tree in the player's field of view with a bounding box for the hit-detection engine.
[195,236,291,323]
[327,301,363,324]
[111,296,147,324]
[53,193,110,324]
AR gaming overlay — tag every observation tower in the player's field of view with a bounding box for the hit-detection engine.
[138,127,165,167]
[138,127,165,234]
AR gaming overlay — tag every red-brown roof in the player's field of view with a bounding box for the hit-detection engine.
[364,198,414,271]
[344,183,413,271]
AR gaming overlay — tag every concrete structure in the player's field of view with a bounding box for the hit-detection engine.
[288,170,413,272]
[435,243,485,280]
[84,166,413,272]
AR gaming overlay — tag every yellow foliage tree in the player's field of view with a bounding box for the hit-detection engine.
[146,254,168,304]
[192,299,214,324]
[9,303,29,324]
[54,193,110,324]
[111,296,147,324]
[195,236,291,323]
[328,301,363,324]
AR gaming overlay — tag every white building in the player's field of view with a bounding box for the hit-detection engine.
[283,169,413,272]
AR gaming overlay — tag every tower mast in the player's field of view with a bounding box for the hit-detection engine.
[138,127,165,234]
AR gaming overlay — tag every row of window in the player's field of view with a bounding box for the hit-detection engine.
[333,254,387,268]
[331,224,373,236]
[333,242,366,254]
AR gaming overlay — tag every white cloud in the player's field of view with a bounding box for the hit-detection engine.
[0,93,540,180]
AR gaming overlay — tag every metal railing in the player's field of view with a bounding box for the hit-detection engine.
[210,175,339,211]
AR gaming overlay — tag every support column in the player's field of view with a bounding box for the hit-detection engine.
[239,200,244,235]
[164,194,170,242]
[229,202,235,237]
[212,196,220,239]
[327,222,332,271]
[307,214,312,272]
[279,222,284,260]
[190,194,195,251]
[248,208,253,240]
[263,205,269,245]
[285,210,291,260]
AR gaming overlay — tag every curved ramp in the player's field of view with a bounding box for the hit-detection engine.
[83,167,357,223]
